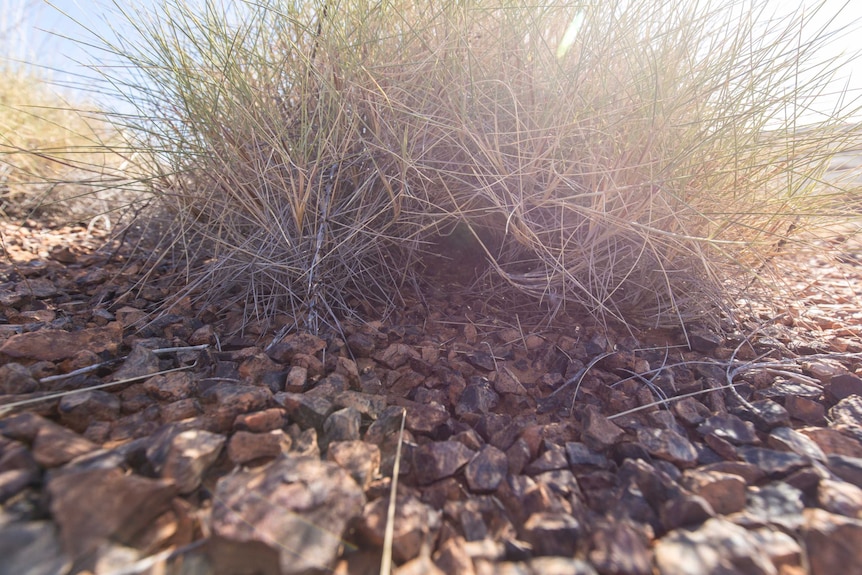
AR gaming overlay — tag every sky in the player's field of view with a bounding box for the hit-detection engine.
[4,0,862,123]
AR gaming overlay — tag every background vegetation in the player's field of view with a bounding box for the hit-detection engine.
[5,0,862,337]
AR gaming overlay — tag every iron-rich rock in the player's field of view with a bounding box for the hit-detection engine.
[827,373,862,402]
[162,429,225,493]
[58,390,121,434]
[738,482,805,531]
[829,396,862,427]
[0,322,121,362]
[659,493,715,531]
[737,446,810,477]
[524,445,569,475]
[326,440,381,490]
[266,332,326,363]
[697,414,759,445]
[681,469,747,515]
[32,424,99,468]
[456,379,501,417]
[47,466,178,563]
[654,517,777,575]
[522,512,581,557]
[276,391,333,430]
[801,508,862,575]
[767,427,827,462]
[227,430,291,465]
[210,454,365,575]
[0,362,38,394]
[323,406,362,446]
[582,406,625,450]
[826,454,862,488]
[587,520,652,575]
[356,495,439,564]
[465,445,508,493]
[413,441,476,485]
[817,478,862,518]
[233,407,287,433]
[637,428,698,468]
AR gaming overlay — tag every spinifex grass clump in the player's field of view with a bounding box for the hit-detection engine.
[98,0,861,334]
[0,64,138,223]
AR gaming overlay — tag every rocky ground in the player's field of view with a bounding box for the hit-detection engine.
[1,219,862,575]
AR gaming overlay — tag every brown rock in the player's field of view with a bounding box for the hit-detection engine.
[682,469,747,515]
[0,362,38,394]
[143,371,196,402]
[112,343,161,382]
[284,364,309,392]
[465,445,508,493]
[829,396,862,427]
[768,427,827,462]
[435,536,476,575]
[162,429,225,493]
[32,424,98,468]
[47,466,178,561]
[673,397,711,427]
[817,478,862,518]
[0,322,121,362]
[227,430,291,465]
[0,521,71,575]
[234,407,287,433]
[211,454,365,575]
[160,398,203,423]
[413,441,475,485]
[357,495,438,563]
[583,406,625,450]
[266,332,326,362]
[637,428,698,468]
[748,527,802,571]
[587,520,652,575]
[697,413,759,445]
[801,508,862,575]
[784,395,826,425]
[523,512,581,557]
[828,373,862,401]
[654,517,776,575]
[333,390,387,420]
[323,407,362,446]
[57,390,121,434]
[659,493,715,530]
[327,440,381,490]
[374,343,420,369]
[201,382,272,420]
[276,391,333,430]
[799,427,862,458]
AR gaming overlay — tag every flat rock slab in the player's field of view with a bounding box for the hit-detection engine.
[0,322,121,362]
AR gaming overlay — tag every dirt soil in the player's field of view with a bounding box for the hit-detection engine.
[1,218,862,575]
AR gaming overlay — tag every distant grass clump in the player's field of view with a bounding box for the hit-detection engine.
[94,0,861,335]
[0,65,138,224]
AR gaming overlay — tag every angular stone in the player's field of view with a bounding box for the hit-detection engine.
[333,390,387,420]
[748,527,802,571]
[200,382,272,419]
[818,478,862,518]
[404,402,451,435]
[494,370,527,395]
[276,391,332,430]
[211,454,365,575]
[801,508,862,575]
[0,521,70,575]
[565,442,608,470]
[784,395,826,425]
[112,344,160,383]
[266,332,326,363]
[162,429,225,493]
[456,379,500,417]
[637,428,698,468]
[523,512,581,557]
[699,461,766,485]
[583,406,625,450]
[654,517,776,575]
[57,390,121,434]
[660,493,715,530]
[737,399,790,431]
[682,469,747,515]
[32,424,98,468]
[826,454,862,488]
[828,373,862,401]
[465,445,508,493]
[525,446,569,475]
[160,398,202,423]
[737,446,809,477]
[357,495,438,563]
[0,468,38,503]
[413,441,475,485]
[800,427,862,458]
[697,414,759,445]
[323,407,362,446]
[767,427,827,462]
[346,332,376,358]
[0,362,37,394]
[47,466,177,561]
[435,536,476,575]
[0,322,121,362]
[284,364,309,392]
[234,407,286,433]
[373,343,420,369]
[587,521,652,575]
[227,430,291,465]
[326,440,381,490]
[739,482,805,531]
[143,371,196,402]
[465,352,496,372]
[830,396,862,427]
[673,397,711,427]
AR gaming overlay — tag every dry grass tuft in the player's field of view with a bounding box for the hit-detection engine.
[88,0,862,335]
